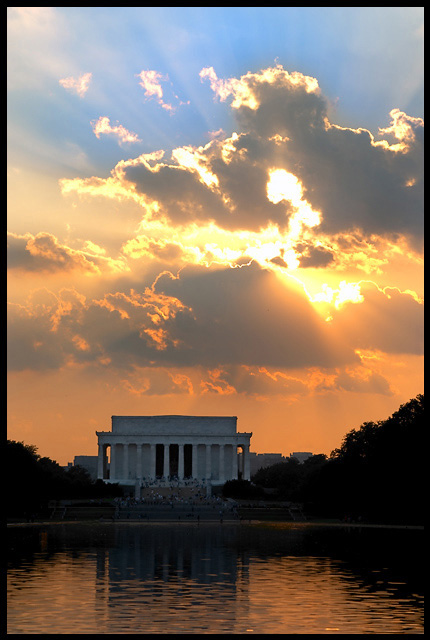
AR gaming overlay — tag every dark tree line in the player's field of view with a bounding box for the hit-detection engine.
[230,394,424,524]
[6,440,122,518]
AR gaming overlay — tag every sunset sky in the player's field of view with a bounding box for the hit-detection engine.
[7,7,424,466]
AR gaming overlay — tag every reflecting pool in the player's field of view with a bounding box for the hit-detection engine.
[7,522,423,634]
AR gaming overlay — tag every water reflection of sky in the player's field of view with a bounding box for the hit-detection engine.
[7,523,424,634]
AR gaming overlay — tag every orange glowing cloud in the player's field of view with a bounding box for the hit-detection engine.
[122,235,200,264]
[7,244,423,386]
[120,367,195,397]
[7,232,129,276]
[200,368,237,395]
[6,262,352,373]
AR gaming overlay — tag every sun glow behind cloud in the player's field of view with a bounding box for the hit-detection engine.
[7,7,423,465]
[266,168,321,246]
[58,150,418,320]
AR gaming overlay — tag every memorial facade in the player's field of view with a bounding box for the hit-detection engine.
[96,415,252,487]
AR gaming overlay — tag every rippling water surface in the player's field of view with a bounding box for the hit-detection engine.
[7,522,423,634]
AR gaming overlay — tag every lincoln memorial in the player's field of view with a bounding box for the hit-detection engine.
[96,415,252,490]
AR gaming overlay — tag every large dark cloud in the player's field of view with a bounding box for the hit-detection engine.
[7,261,423,380]
[123,134,292,232]
[293,242,335,268]
[151,262,356,368]
[117,66,424,246]
[330,281,424,355]
[228,70,424,245]
[7,302,65,371]
[7,263,357,372]
[7,231,127,275]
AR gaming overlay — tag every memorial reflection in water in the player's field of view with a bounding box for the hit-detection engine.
[98,525,243,598]
[7,523,424,634]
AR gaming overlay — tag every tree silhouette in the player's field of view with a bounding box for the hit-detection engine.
[250,395,423,524]
[6,440,122,518]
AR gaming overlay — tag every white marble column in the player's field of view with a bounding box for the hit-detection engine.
[231,445,237,480]
[178,444,184,480]
[192,444,198,479]
[136,444,142,479]
[123,443,129,480]
[163,444,170,479]
[97,443,104,480]
[243,444,250,481]
[110,444,116,481]
[150,444,156,480]
[205,444,211,481]
[219,444,225,483]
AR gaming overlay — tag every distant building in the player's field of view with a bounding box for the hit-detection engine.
[249,452,287,476]
[290,452,313,463]
[248,451,314,476]
[73,455,99,480]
